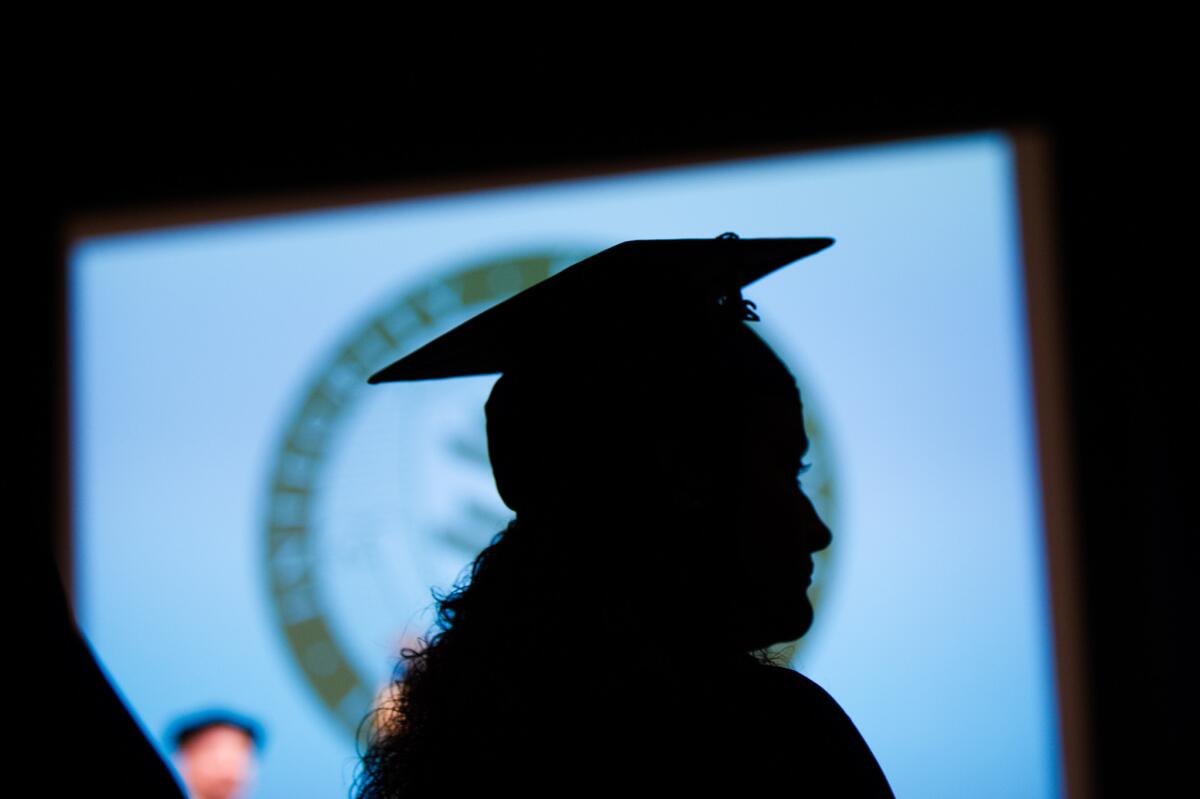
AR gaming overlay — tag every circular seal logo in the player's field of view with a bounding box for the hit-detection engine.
[263,248,838,737]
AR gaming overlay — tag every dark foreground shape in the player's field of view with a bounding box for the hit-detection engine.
[357,237,894,796]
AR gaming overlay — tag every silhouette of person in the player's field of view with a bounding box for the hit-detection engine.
[357,237,894,796]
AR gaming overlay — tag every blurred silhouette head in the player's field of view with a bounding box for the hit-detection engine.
[170,712,262,799]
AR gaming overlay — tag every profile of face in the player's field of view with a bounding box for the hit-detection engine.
[175,724,257,799]
[727,387,832,650]
[484,324,832,653]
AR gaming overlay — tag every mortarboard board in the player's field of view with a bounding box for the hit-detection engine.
[367,234,834,384]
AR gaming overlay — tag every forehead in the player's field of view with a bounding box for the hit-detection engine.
[740,388,808,454]
[182,725,255,753]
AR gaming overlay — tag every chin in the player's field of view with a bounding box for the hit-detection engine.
[780,605,814,643]
[745,600,814,650]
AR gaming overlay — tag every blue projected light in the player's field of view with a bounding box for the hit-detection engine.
[71,132,1062,798]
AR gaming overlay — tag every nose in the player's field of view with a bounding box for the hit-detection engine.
[800,491,832,553]
[812,514,832,552]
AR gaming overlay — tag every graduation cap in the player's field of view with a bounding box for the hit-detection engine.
[367,234,834,384]
[167,709,265,751]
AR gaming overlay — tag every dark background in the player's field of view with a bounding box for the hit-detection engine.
[16,70,1185,796]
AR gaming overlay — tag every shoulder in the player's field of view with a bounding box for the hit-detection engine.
[751,664,854,719]
[738,664,896,798]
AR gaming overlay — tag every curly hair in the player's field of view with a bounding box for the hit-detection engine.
[355,502,732,795]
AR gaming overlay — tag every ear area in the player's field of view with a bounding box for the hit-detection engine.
[647,434,718,515]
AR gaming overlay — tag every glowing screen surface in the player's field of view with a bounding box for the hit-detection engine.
[71,131,1062,798]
